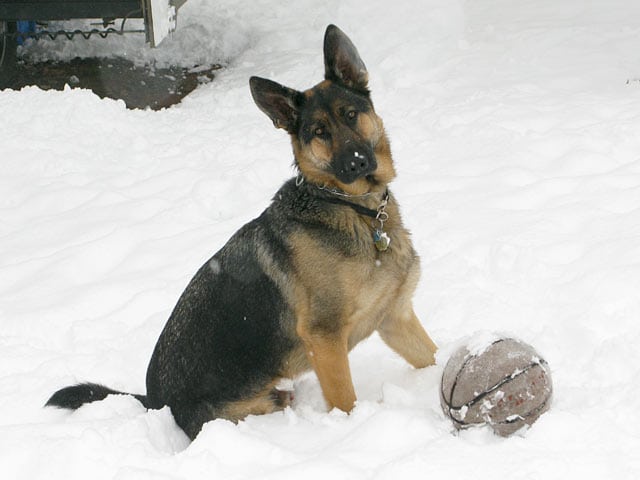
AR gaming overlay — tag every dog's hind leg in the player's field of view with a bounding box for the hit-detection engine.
[171,382,294,440]
[170,401,216,440]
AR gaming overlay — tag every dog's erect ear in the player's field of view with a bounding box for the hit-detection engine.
[324,25,369,92]
[250,76,303,134]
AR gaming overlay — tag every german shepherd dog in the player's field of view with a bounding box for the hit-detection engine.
[46,25,437,440]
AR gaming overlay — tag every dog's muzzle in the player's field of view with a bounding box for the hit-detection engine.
[333,147,377,184]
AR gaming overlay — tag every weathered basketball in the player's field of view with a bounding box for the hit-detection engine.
[440,337,552,436]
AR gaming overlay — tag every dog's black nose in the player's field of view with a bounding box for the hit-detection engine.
[334,149,376,184]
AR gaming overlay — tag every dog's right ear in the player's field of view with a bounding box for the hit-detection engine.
[250,77,304,134]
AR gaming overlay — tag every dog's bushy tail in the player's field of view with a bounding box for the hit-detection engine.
[45,382,150,410]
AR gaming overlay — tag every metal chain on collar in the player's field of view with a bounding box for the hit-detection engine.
[317,183,375,198]
[295,169,374,199]
[295,172,391,252]
[373,192,391,252]
[374,193,389,230]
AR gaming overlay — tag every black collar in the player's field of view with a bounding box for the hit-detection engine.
[294,175,389,219]
[316,189,389,219]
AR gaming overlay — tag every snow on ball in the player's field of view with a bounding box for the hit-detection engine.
[440,337,553,436]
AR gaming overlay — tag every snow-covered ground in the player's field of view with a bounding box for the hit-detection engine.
[2,0,640,478]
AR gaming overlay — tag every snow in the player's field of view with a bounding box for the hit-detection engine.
[443,330,504,358]
[2,0,640,478]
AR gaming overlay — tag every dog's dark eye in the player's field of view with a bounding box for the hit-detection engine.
[346,110,358,121]
[314,127,325,137]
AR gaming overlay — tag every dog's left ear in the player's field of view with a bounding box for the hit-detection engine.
[250,76,304,134]
[324,25,369,92]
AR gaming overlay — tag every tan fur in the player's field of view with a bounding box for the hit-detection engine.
[314,80,332,91]
[370,121,396,186]
[216,380,293,422]
[292,113,395,196]
[310,138,332,165]
[292,140,333,186]
[297,319,357,412]
[281,192,436,411]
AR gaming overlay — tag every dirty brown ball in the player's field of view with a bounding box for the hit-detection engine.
[440,337,553,436]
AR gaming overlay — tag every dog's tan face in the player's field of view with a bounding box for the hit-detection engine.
[250,26,395,195]
[290,80,395,196]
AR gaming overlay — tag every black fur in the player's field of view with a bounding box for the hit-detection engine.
[45,383,149,410]
[249,77,305,133]
[144,203,297,438]
[46,179,356,438]
[324,24,369,93]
